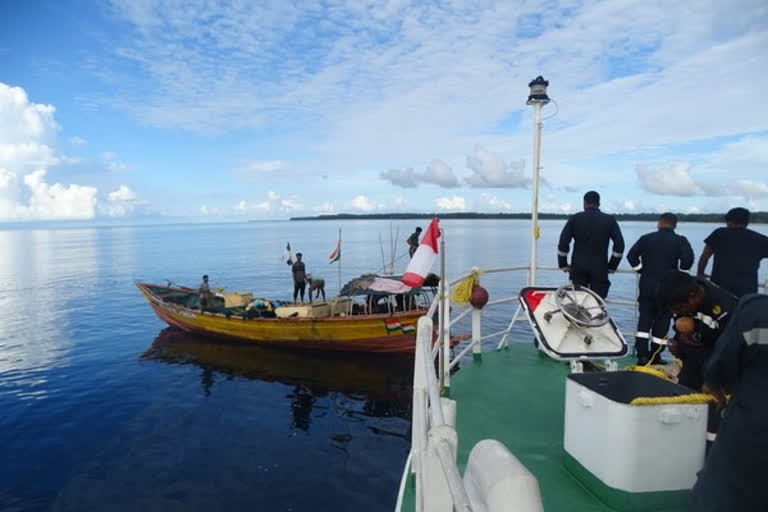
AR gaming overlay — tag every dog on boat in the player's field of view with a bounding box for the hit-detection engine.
[306,275,326,302]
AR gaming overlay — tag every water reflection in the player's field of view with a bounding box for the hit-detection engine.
[142,328,414,428]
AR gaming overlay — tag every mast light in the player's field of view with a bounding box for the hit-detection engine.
[527,75,550,105]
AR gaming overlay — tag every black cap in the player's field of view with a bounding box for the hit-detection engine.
[725,207,749,225]
[296,252,302,257]
[416,227,422,232]
[203,274,208,279]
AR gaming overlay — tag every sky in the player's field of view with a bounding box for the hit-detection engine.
[1,0,767,222]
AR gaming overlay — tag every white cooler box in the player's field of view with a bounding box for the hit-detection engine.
[564,371,707,493]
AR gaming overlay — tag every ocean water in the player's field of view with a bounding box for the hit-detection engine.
[1,219,766,511]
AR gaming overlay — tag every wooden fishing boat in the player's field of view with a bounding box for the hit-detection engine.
[136,279,430,353]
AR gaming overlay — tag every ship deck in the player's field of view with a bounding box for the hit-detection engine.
[401,343,690,512]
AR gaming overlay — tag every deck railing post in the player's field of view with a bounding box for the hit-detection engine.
[442,286,451,390]
[471,308,482,360]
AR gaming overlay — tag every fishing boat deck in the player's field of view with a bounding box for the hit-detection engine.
[401,343,689,512]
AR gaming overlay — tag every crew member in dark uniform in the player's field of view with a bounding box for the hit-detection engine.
[626,213,694,364]
[697,207,768,297]
[557,191,624,298]
[690,294,768,512]
[657,271,737,390]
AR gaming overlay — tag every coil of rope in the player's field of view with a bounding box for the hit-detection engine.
[450,269,482,307]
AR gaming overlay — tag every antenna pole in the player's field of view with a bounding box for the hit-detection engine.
[529,101,543,286]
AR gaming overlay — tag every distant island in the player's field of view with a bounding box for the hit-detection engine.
[290,212,768,223]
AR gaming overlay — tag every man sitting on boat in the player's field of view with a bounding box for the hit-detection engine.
[198,274,212,310]
[292,253,307,303]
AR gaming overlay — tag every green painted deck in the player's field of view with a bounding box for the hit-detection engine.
[400,344,691,512]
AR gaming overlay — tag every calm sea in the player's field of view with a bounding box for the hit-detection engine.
[1,219,766,511]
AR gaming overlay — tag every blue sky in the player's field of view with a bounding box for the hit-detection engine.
[1,0,767,221]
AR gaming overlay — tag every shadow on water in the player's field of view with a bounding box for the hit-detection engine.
[141,327,415,421]
[48,329,415,512]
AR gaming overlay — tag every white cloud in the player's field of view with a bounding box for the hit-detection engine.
[623,200,636,211]
[392,196,408,209]
[100,185,145,217]
[200,205,218,215]
[313,201,335,213]
[108,184,137,202]
[233,190,302,215]
[12,169,99,220]
[479,193,513,211]
[102,151,129,172]
[466,146,529,188]
[435,196,466,211]
[540,201,573,213]
[380,168,419,188]
[0,83,96,220]
[381,160,459,188]
[69,136,87,146]
[236,160,289,180]
[732,180,768,200]
[349,195,379,212]
[635,163,700,196]
[0,84,147,221]
[422,159,459,187]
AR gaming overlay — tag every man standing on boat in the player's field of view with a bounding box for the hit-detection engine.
[198,274,212,310]
[696,207,768,297]
[407,226,422,258]
[627,213,694,365]
[292,253,307,303]
[689,293,768,512]
[557,191,624,298]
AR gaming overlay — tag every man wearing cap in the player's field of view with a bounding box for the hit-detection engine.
[697,207,768,297]
[557,190,625,298]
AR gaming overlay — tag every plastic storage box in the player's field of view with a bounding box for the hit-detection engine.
[564,371,707,493]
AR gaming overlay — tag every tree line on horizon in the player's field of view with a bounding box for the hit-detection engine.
[289,211,768,223]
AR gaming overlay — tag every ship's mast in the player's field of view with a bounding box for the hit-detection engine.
[526,76,550,286]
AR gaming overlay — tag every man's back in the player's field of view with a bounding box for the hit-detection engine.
[558,208,624,272]
[627,228,693,298]
[705,227,768,296]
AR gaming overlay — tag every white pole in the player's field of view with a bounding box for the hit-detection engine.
[338,228,342,294]
[438,229,446,390]
[529,102,543,286]
[441,231,451,390]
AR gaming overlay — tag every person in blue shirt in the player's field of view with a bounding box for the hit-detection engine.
[697,207,768,297]
[689,294,768,512]
[627,213,694,364]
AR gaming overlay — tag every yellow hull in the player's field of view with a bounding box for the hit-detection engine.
[137,282,424,353]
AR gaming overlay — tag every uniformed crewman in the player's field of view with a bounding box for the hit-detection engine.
[657,271,738,448]
[626,213,694,364]
[697,207,768,297]
[657,270,737,391]
[557,191,624,298]
[689,294,768,512]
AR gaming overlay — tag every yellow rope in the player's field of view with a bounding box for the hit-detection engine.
[629,394,717,406]
[450,269,481,306]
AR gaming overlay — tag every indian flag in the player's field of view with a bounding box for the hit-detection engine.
[329,234,341,264]
[385,320,416,334]
[402,217,440,287]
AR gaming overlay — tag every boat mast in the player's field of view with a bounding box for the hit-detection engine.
[527,76,550,286]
